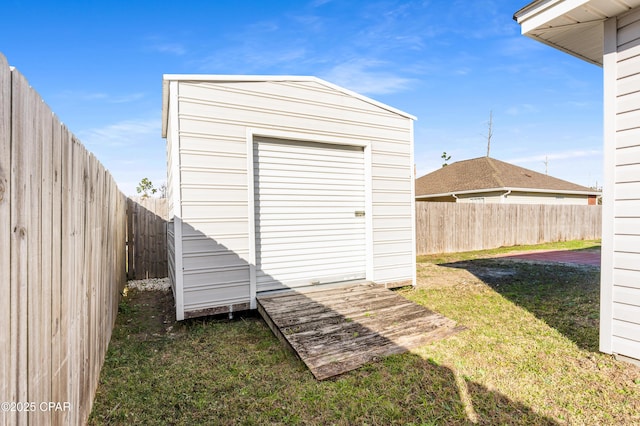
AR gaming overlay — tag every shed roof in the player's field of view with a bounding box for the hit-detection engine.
[161,75,416,138]
[514,0,640,66]
[415,156,600,198]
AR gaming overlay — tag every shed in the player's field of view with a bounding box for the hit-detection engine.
[515,0,640,365]
[161,75,417,320]
[415,156,600,204]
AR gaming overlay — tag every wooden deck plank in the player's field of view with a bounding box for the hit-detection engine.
[257,283,462,380]
[259,293,407,327]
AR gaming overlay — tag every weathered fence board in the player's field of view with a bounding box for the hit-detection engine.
[127,196,168,279]
[416,202,602,255]
[0,53,127,426]
[0,52,11,426]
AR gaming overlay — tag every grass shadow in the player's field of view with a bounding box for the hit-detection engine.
[90,287,559,425]
[441,258,600,352]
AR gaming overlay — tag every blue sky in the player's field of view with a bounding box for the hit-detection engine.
[2,0,604,196]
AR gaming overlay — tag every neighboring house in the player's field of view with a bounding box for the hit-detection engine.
[162,75,416,321]
[515,0,640,365]
[415,156,600,204]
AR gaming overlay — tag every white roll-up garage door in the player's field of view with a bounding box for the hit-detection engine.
[254,137,367,292]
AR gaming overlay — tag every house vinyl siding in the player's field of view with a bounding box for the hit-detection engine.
[516,0,640,365]
[163,76,415,318]
[503,192,591,205]
[602,10,640,361]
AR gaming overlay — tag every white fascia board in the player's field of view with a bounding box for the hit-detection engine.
[161,79,169,138]
[515,0,590,34]
[416,186,601,199]
[161,74,417,121]
[409,121,417,287]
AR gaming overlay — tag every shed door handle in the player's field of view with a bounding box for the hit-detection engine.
[355,211,365,217]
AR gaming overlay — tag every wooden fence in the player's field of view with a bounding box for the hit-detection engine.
[127,197,168,279]
[0,53,127,425]
[416,202,602,255]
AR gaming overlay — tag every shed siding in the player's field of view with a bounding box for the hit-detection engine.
[608,11,640,360]
[174,79,414,313]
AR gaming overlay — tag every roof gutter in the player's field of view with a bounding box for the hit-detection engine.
[513,0,590,32]
[415,186,601,200]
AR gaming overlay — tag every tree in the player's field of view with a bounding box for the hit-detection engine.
[158,183,167,198]
[136,177,157,198]
[441,151,451,167]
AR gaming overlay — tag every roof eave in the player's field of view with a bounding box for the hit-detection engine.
[525,29,603,65]
[514,0,590,33]
[514,0,604,65]
[416,186,601,199]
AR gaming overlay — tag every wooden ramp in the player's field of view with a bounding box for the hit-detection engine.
[257,283,462,380]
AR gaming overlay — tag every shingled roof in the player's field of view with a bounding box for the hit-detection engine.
[415,157,599,198]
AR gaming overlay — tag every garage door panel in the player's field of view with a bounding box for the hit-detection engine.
[256,237,364,249]
[256,221,365,233]
[257,252,366,268]
[254,138,367,291]
[257,170,364,181]
[255,200,365,209]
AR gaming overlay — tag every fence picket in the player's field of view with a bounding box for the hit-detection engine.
[0,51,12,426]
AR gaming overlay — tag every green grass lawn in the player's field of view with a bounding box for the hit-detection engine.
[89,240,640,425]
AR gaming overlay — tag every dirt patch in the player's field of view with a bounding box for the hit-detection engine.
[494,248,601,267]
[119,287,178,340]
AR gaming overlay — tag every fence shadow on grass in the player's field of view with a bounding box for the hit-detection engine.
[442,258,601,352]
[92,288,559,425]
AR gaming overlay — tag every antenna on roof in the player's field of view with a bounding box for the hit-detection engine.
[486,110,493,157]
[543,155,549,175]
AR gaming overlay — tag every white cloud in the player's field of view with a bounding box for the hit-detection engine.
[143,36,187,55]
[506,149,601,164]
[72,115,167,196]
[505,103,538,116]
[78,117,158,148]
[565,100,593,109]
[320,59,414,95]
[152,43,186,55]
[309,0,333,6]
[55,90,145,104]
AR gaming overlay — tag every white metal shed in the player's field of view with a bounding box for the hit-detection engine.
[161,75,417,320]
[515,0,640,366]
